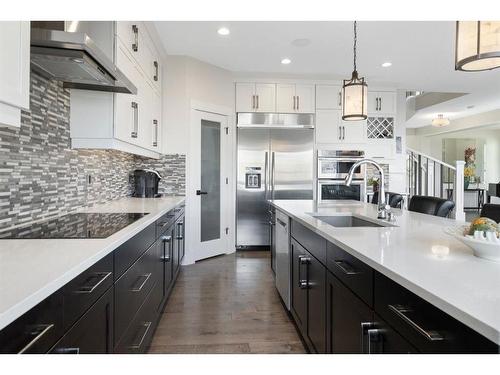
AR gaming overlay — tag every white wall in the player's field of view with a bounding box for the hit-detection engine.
[162,55,234,154]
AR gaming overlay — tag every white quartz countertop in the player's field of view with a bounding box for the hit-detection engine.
[0,196,185,331]
[269,199,500,345]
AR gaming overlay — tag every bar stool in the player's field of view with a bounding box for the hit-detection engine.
[408,195,455,218]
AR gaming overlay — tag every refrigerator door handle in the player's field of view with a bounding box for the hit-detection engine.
[271,152,276,200]
[264,151,269,199]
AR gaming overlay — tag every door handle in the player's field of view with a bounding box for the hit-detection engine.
[338,91,342,107]
[131,102,138,138]
[153,61,159,81]
[264,151,269,199]
[297,255,310,289]
[130,273,152,292]
[152,119,158,147]
[367,328,381,354]
[252,95,255,110]
[271,152,275,199]
[129,321,152,349]
[256,95,259,110]
[333,260,360,275]
[196,190,208,195]
[74,272,112,294]
[296,95,299,111]
[293,95,296,110]
[276,218,287,228]
[360,322,374,354]
[18,323,55,354]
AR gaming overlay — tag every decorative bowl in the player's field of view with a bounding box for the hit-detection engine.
[444,225,500,262]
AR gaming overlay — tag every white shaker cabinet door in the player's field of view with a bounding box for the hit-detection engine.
[254,83,276,112]
[0,21,30,128]
[295,84,315,113]
[316,85,342,110]
[315,109,341,144]
[235,83,256,112]
[276,84,295,113]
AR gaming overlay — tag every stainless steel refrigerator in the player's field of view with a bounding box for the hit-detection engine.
[236,113,314,249]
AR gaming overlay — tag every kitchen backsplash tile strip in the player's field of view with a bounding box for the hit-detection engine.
[0,72,185,231]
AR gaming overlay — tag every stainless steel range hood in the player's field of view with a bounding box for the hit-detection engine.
[30,22,137,94]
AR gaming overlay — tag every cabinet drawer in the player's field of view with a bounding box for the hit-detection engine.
[156,209,176,237]
[374,272,498,353]
[62,253,113,330]
[327,242,373,307]
[367,314,418,354]
[114,222,155,279]
[0,291,64,353]
[51,287,113,354]
[291,220,326,265]
[114,283,158,354]
[114,241,160,344]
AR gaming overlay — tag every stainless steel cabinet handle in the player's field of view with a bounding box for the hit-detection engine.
[388,304,444,341]
[53,347,80,354]
[338,91,342,107]
[379,97,382,111]
[131,102,138,138]
[360,322,374,354]
[129,321,152,349]
[334,260,360,275]
[176,235,184,240]
[132,24,139,52]
[276,218,287,228]
[293,95,296,110]
[339,126,341,140]
[161,235,172,242]
[130,273,152,292]
[153,61,159,81]
[177,221,183,226]
[298,255,310,289]
[342,126,345,140]
[256,95,259,109]
[296,95,300,111]
[75,272,112,294]
[18,324,55,354]
[252,95,255,109]
[152,119,158,147]
[367,328,381,354]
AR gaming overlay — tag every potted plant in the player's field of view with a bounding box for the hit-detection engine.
[367,177,379,192]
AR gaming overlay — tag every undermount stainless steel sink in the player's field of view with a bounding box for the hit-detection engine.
[310,215,392,228]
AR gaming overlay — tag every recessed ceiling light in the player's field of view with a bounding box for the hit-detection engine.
[281,58,292,65]
[217,27,230,36]
[291,38,311,47]
[381,62,392,68]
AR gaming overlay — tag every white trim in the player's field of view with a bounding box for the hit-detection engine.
[71,138,161,159]
[0,102,21,128]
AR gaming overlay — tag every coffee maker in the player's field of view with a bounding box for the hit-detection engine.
[133,169,162,197]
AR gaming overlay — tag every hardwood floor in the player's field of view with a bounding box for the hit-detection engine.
[148,251,306,354]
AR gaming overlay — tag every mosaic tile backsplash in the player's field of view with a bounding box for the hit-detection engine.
[0,72,185,230]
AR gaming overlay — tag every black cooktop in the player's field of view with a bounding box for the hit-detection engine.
[0,212,148,239]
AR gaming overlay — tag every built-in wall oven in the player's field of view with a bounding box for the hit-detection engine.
[317,150,366,203]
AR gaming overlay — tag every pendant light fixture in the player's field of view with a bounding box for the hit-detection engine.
[455,21,500,71]
[342,21,368,121]
[432,114,450,127]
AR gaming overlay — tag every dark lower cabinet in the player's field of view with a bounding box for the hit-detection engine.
[291,239,308,335]
[307,251,326,353]
[326,271,372,354]
[363,314,418,354]
[51,288,113,354]
[290,238,326,353]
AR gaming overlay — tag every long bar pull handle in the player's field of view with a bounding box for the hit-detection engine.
[75,272,112,294]
[18,324,55,354]
[293,95,296,110]
[296,95,299,111]
[276,217,287,228]
[367,329,381,354]
[388,304,444,341]
[132,25,139,52]
[252,95,255,109]
[256,95,259,110]
[153,61,159,81]
[379,97,382,111]
[338,91,342,107]
[129,322,152,349]
[334,260,360,275]
[298,255,310,289]
[130,273,152,292]
[271,151,275,200]
[131,102,138,138]
[152,119,158,147]
[264,151,269,200]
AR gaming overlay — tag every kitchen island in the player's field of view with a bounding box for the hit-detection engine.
[270,199,500,353]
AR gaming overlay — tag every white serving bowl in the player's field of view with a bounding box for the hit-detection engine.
[445,226,500,262]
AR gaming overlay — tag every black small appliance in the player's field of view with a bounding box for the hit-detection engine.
[133,169,162,197]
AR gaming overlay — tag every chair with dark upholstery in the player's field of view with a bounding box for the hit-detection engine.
[408,195,455,218]
[372,191,404,209]
[480,203,500,222]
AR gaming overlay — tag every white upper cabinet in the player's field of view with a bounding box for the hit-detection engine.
[0,21,30,128]
[315,85,342,110]
[276,84,315,113]
[235,83,276,112]
[368,91,396,115]
[316,109,366,145]
[70,21,162,158]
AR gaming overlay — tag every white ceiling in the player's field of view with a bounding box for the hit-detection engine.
[153,21,500,127]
